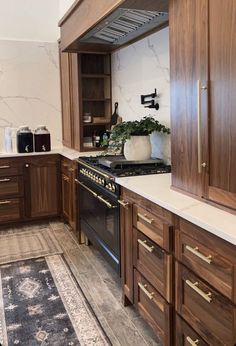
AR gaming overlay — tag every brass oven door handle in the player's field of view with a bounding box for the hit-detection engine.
[97,195,117,209]
[75,179,98,198]
[0,165,10,169]
[186,336,200,346]
[138,282,154,300]
[137,212,154,225]
[138,239,154,253]
[0,178,11,182]
[0,200,11,205]
[75,179,117,209]
[118,199,129,208]
[186,280,212,303]
[186,245,212,264]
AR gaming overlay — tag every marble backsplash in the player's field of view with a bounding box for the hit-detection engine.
[111,27,171,164]
[0,40,62,151]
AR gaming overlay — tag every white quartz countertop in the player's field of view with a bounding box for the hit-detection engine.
[0,147,103,160]
[116,174,236,246]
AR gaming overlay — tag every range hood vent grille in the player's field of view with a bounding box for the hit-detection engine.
[80,9,168,46]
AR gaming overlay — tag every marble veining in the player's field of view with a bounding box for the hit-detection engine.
[0,40,62,151]
[112,27,170,164]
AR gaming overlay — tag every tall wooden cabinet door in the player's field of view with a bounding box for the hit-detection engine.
[169,0,208,197]
[24,157,60,218]
[205,0,236,210]
[120,193,133,305]
[59,49,73,148]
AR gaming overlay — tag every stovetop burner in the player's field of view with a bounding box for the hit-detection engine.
[78,155,171,178]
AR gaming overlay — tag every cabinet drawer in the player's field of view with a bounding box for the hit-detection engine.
[0,198,23,222]
[0,161,22,177]
[176,314,208,346]
[134,269,172,346]
[133,204,172,251]
[0,176,23,197]
[133,229,172,303]
[176,219,236,303]
[176,263,236,346]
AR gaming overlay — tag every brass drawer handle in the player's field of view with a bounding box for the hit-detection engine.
[0,200,11,205]
[0,165,10,169]
[118,200,129,208]
[0,178,11,182]
[186,245,212,264]
[138,282,154,300]
[186,280,212,303]
[138,239,154,253]
[186,336,200,346]
[137,212,154,225]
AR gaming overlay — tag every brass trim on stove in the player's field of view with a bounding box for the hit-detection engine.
[77,159,114,180]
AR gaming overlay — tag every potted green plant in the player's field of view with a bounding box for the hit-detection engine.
[105,116,170,160]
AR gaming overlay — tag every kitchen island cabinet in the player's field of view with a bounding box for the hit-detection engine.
[119,184,236,346]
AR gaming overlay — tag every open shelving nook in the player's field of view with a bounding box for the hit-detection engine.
[79,52,112,151]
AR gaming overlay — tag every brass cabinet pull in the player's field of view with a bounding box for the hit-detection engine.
[0,200,11,205]
[138,239,154,253]
[138,282,154,300]
[197,79,207,173]
[69,168,75,172]
[186,336,200,346]
[0,178,11,182]
[186,280,212,303]
[0,165,10,169]
[137,212,154,225]
[186,245,212,264]
[118,199,129,208]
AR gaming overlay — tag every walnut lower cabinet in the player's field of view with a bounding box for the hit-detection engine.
[120,187,236,346]
[61,157,77,233]
[0,155,61,224]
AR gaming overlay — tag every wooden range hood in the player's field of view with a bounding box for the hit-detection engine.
[59,0,169,52]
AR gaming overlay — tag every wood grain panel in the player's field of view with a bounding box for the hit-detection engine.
[0,159,22,177]
[176,262,236,346]
[59,49,73,148]
[176,218,236,304]
[0,198,23,222]
[134,269,172,346]
[169,0,208,197]
[0,176,23,197]
[208,0,236,200]
[175,314,209,346]
[133,229,173,303]
[120,191,134,305]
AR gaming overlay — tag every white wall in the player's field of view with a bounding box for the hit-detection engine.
[0,40,62,150]
[59,0,75,20]
[0,0,59,42]
[0,0,62,151]
[112,27,171,163]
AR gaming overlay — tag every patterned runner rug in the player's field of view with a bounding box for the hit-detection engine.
[0,255,110,346]
[0,229,63,265]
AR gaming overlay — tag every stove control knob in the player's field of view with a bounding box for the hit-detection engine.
[111,184,116,193]
[98,177,102,184]
[95,176,99,183]
[101,179,105,186]
[107,183,112,191]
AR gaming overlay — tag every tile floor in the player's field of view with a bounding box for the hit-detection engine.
[1,220,162,346]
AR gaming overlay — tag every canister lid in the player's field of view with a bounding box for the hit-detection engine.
[35,125,49,134]
[17,126,32,133]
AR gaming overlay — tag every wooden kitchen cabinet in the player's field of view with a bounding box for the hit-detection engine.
[169,0,236,211]
[24,155,61,219]
[61,157,77,232]
[59,45,112,152]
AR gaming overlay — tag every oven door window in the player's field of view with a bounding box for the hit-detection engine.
[79,183,119,256]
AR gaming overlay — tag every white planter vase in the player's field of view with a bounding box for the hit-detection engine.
[124,135,152,161]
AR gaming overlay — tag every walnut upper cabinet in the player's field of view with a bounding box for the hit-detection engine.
[169,0,236,212]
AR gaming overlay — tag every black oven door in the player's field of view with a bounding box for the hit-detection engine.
[78,180,120,273]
